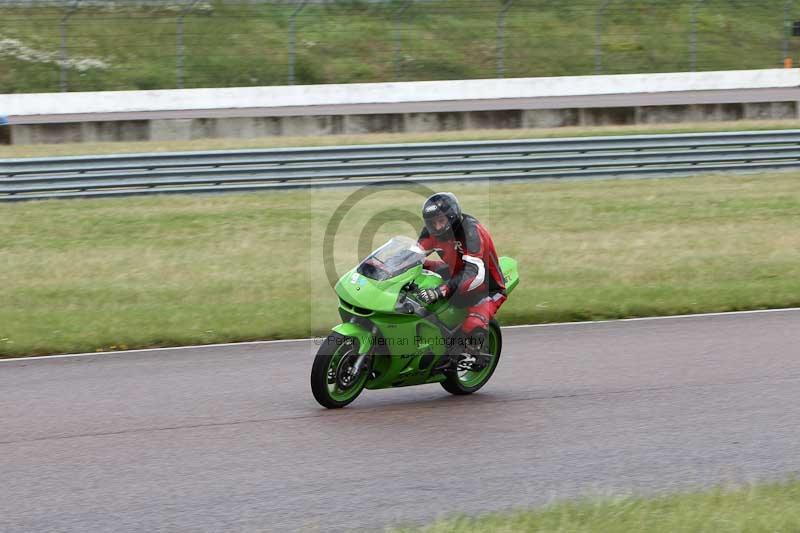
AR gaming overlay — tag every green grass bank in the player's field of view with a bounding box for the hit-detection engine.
[0,0,792,93]
[2,170,799,358]
[393,480,800,533]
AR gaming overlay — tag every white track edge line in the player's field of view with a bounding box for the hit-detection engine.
[2,307,799,363]
[0,337,312,362]
[503,306,800,328]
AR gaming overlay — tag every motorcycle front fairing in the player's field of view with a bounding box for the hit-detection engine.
[333,236,463,389]
[335,236,437,315]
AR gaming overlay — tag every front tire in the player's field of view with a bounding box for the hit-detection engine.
[311,332,369,409]
[440,320,502,395]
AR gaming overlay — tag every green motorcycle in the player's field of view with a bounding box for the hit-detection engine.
[311,235,519,408]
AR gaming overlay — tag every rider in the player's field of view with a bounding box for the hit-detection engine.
[415,192,506,368]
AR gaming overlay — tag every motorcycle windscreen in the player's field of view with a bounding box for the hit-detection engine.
[357,236,426,282]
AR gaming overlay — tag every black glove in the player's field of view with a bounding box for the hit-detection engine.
[416,285,447,305]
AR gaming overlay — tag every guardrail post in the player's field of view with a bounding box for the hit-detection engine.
[288,0,308,86]
[176,0,201,89]
[59,0,80,92]
[594,0,611,75]
[689,0,705,72]
[496,0,514,78]
[393,0,413,81]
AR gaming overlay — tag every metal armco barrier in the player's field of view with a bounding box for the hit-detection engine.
[3,129,800,202]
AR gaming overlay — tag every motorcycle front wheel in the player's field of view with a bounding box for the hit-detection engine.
[310,332,369,409]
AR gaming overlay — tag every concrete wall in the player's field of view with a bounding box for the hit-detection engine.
[4,69,799,119]
[3,70,800,145]
[7,101,798,145]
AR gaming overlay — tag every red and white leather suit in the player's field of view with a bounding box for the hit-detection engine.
[417,214,507,334]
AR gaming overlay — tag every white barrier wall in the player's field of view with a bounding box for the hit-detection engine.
[3,69,799,118]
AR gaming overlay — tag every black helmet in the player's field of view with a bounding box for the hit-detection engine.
[422,192,462,238]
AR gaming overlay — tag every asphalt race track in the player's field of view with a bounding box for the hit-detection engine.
[2,309,799,532]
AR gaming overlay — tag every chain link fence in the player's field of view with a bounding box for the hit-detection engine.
[0,0,798,93]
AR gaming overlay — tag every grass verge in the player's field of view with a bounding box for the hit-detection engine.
[1,171,799,357]
[0,1,791,93]
[391,480,800,533]
[2,120,800,159]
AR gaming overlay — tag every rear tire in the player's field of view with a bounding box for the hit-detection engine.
[440,320,502,396]
[311,332,369,409]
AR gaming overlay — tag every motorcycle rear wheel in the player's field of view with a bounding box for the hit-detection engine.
[440,320,502,395]
[311,332,369,409]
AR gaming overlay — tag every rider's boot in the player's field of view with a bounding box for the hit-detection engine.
[464,328,491,369]
[433,331,465,371]
[433,328,489,371]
